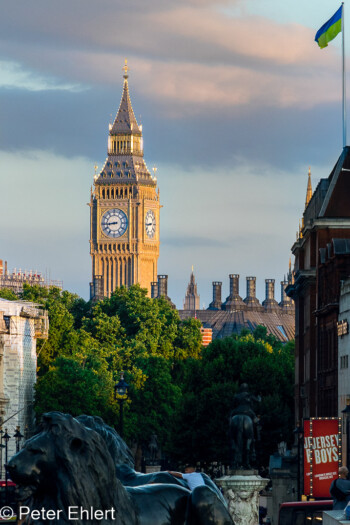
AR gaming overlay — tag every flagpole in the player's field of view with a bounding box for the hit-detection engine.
[342,2,346,148]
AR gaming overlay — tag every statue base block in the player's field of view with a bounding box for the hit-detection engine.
[145,464,161,473]
[215,472,269,525]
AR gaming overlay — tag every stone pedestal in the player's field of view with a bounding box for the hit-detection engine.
[145,464,161,473]
[216,471,270,525]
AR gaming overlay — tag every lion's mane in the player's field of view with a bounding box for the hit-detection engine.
[10,412,137,525]
[76,414,134,468]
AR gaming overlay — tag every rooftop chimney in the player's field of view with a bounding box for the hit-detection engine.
[262,279,279,310]
[158,275,168,297]
[157,275,175,308]
[279,279,293,309]
[222,274,245,311]
[151,281,158,299]
[208,281,222,310]
[244,276,261,307]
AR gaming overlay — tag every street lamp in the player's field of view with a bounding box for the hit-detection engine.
[342,402,350,470]
[0,428,4,479]
[14,426,24,453]
[293,421,304,500]
[114,371,129,439]
[3,429,10,505]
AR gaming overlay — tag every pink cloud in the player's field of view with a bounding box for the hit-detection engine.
[0,1,342,113]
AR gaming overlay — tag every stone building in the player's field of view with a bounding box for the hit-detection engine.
[0,259,62,295]
[339,278,350,464]
[286,150,350,421]
[0,298,48,458]
[183,268,200,311]
[90,61,160,300]
[179,273,295,342]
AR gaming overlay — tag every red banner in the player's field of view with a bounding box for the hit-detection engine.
[304,418,341,498]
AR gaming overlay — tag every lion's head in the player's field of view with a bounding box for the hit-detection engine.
[7,412,136,525]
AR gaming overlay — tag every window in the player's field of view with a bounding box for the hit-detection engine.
[340,355,349,369]
[277,325,287,339]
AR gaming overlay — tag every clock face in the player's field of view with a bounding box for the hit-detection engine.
[145,210,156,239]
[101,208,128,238]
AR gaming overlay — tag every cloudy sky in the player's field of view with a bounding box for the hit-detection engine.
[0,0,346,307]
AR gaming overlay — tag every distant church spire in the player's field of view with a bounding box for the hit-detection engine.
[305,167,313,209]
[183,268,200,311]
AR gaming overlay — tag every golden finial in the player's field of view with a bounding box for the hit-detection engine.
[191,265,194,273]
[94,165,98,175]
[123,59,129,79]
[152,166,157,179]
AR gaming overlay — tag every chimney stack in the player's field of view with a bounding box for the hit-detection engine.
[151,281,158,298]
[208,281,222,310]
[230,274,239,296]
[222,274,245,311]
[158,275,168,297]
[157,275,175,308]
[244,276,261,307]
[279,279,293,309]
[262,279,279,310]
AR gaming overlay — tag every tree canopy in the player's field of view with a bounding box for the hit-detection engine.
[1,283,294,466]
[168,327,294,466]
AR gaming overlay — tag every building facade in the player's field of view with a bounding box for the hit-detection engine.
[339,277,350,411]
[0,298,48,458]
[90,62,160,300]
[287,149,350,421]
[0,260,62,294]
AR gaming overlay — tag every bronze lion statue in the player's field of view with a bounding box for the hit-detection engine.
[7,412,233,525]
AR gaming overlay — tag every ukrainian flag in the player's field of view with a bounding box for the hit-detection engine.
[315,5,343,48]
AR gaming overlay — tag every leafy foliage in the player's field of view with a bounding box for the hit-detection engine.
[169,327,294,466]
[30,284,202,450]
[0,288,18,300]
[4,282,294,465]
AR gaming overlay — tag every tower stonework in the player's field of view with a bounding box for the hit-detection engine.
[89,62,160,299]
[183,268,200,311]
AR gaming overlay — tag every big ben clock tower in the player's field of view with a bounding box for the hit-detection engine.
[89,61,160,300]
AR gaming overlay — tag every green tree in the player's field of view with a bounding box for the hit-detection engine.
[35,356,117,424]
[33,284,203,456]
[0,288,18,300]
[170,328,294,466]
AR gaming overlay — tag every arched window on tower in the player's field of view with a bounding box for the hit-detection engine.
[102,189,105,199]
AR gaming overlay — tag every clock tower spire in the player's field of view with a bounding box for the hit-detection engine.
[89,62,160,300]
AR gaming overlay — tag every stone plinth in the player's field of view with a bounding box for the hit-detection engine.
[145,464,161,473]
[216,471,270,525]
